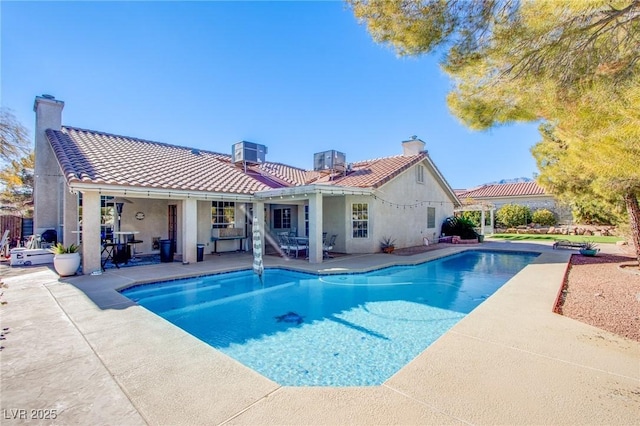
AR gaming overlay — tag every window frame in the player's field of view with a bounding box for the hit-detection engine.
[211,201,236,229]
[416,164,425,184]
[351,203,369,238]
[273,208,291,229]
[427,206,436,229]
[98,195,115,242]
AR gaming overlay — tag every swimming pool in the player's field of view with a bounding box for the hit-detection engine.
[121,250,538,386]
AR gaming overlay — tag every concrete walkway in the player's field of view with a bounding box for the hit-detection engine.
[1,241,638,425]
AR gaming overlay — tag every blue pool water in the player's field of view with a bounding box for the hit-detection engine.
[121,250,538,386]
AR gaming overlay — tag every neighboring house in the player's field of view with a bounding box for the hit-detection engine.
[455,181,572,225]
[33,95,460,274]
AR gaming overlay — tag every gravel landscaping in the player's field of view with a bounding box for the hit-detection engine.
[556,252,640,342]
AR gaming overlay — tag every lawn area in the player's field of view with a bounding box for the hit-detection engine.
[487,234,623,244]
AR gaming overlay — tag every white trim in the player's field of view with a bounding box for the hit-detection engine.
[68,183,255,202]
[255,184,374,200]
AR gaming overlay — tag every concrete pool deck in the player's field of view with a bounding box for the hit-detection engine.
[1,241,638,425]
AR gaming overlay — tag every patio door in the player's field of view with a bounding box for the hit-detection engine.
[168,204,177,252]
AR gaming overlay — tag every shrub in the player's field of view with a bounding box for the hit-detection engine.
[379,236,396,250]
[531,209,557,226]
[441,216,478,239]
[460,211,480,227]
[460,210,491,227]
[496,204,532,228]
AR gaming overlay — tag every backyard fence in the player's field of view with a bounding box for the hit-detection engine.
[0,215,31,248]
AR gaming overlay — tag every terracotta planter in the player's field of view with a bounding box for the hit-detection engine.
[53,252,81,276]
[382,246,395,254]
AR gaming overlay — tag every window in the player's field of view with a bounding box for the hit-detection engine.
[416,165,425,183]
[100,195,115,241]
[352,203,368,238]
[427,207,436,228]
[212,201,235,229]
[273,208,291,229]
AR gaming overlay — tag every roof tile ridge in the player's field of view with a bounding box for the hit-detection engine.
[351,153,417,166]
[61,126,230,158]
[45,129,77,182]
[261,161,307,172]
[246,164,294,188]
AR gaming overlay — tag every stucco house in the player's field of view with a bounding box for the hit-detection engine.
[455,181,572,227]
[33,95,460,274]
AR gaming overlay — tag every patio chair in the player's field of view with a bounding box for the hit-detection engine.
[279,233,307,258]
[287,236,308,258]
[277,233,291,256]
[323,234,337,258]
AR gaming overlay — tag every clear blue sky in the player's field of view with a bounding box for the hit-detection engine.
[1,1,540,189]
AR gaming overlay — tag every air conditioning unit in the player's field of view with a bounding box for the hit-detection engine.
[313,150,346,172]
[232,141,267,164]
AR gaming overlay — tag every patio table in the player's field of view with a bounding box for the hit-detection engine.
[101,243,121,270]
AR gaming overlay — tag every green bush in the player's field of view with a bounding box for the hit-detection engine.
[460,211,480,227]
[531,209,556,226]
[441,216,478,239]
[496,204,532,227]
[460,210,491,226]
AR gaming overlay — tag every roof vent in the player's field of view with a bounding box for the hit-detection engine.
[232,141,267,165]
[191,148,200,155]
[314,150,346,173]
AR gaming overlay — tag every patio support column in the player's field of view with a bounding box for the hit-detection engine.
[308,192,323,264]
[81,191,101,275]
[63,188,78,246]
[296,204,305,237]
[490,208,495,235]
[182,198,197,264]
[480,208,486,236]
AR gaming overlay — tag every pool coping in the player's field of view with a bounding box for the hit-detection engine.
[1,240,638,425]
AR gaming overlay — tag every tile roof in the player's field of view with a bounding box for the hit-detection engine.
[251,162,309,186]
[46,126,442,195]
[313,154,426,189]
[47,127,297,194]
[456,181,547,199]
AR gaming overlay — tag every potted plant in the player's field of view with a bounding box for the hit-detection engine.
[50,243,81,276]
[579,241,599,257]
[380,236,396,253]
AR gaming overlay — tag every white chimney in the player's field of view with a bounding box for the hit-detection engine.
[402,135,426,156]
[33,94,64,233]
